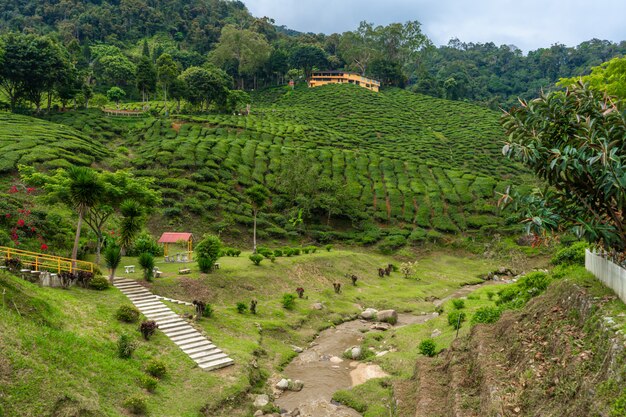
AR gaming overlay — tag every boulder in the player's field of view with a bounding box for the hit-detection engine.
[291,345,303,353]
[276,378,289,390]
[377,309,398,325]
[371,322,392,331]
[329,356,343,364]
[311,302,324,310]
[253,394,269,408]
[431,328,442,338]
[289,380,304,391]
[360,308,378,320]
[350,346,362,360]
[253,410,264,417]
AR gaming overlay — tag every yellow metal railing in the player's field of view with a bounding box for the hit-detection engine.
[0,246,95,274]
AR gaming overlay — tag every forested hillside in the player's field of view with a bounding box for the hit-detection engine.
[0,0,624,109]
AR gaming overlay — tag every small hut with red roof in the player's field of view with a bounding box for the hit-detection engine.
[158,232,193,260]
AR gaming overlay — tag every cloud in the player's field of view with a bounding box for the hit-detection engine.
[245,0,626,52]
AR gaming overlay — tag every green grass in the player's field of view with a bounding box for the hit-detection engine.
[0,271,240,417]
[0,248,506,416]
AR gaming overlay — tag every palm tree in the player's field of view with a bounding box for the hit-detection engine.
[66,167,103,263]
[104,244,122,284]
[119,199,144,253]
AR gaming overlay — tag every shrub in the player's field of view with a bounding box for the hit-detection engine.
[448,310,466,330]
[116,305,141,323]
[551,241,587,266]
[123,395,147,415]
[128,232,163,257]
[249,254,263,265]
[451,299,465,309]
[292,248,301,256]
[197,257,213,273]
[418,339,437,357]
[325,244,333,252]
[236,302,248,314]
[140,320,159,340]
[196,234,222,272]
[140,374,158,393]
[471,306,502,325]
[273,249,283,257]
[117,334,137,359]
[497,272,551,308]
[138,253,155,282]
[306,245,317,253]
[282,293,296,310]
[89,275,110,290]
[146,359,167,378]
[486,290,495,300]
[379,235,407,254]
[203,303,214,318]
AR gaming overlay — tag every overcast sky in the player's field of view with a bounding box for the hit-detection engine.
[246,0,626,52]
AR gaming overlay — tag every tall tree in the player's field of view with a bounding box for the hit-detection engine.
[289,45,328,78]
[245,184,270,253]
[338,21,377,75]
[119,199,144,253]
[0,33,69,111]
[179,65,231,110]
[136,56,157,103]
[62,167,104,262]
[156,53,179,116]
[210,25,271,89]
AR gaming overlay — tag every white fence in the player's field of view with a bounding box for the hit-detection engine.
[585,249,626,303]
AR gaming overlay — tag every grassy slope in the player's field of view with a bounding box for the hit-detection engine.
[0,112,110,173]
[117,84,533,237]
[1,85,533,246]
[0,271,238,417]
[1,248,511,416]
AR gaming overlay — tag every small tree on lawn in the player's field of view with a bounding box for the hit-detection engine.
[119,200,144,253]
[104,244,122,285]
[196,234,221,273]
[245,184,270,254]
[106,86,126,109]
[138,252,155,281]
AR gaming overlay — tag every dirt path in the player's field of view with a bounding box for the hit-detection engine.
[274,282,498,416]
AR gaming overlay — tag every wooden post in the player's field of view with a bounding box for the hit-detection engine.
[58,258,61,274]
[35,257,38,271]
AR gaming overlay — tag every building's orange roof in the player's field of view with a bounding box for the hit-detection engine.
[158,232,193,243]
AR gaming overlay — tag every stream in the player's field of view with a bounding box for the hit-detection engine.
[273,282,498,417]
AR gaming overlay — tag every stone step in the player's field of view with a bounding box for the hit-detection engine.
[163,327,197,338]
[195,353,229,365]
[134,300,160,308]
[177,340,215,351]
[158,319,188,329]
[183,344,218,355]
[140,306,171,313]
[198,357,234,371]
[146,312,178,320]
[115,283,142,290]
[170,333,204,343]
[114,276,233,371]
[121,293,153,300]
[125,290,153,296]
[189,349,224,360]
[175,337,210,349]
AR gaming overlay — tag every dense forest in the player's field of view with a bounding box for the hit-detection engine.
[0,0,625,110]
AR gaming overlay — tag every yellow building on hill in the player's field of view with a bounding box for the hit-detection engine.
[308,71,380,92]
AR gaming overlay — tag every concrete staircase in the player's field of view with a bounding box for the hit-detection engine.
[114,278,234,371]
